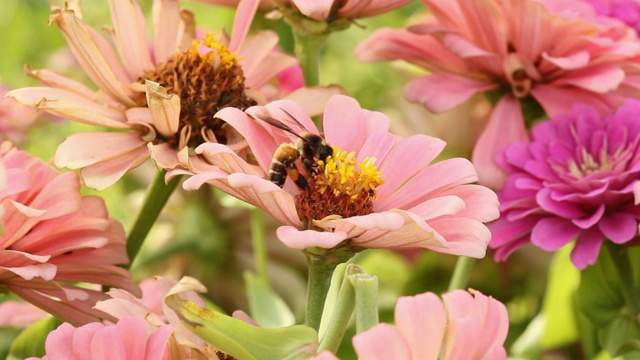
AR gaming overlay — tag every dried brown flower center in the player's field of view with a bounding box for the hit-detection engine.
[296,146,385,229]
[138,33,257,148]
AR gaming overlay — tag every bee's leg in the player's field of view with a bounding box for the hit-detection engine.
[286,164,309,189]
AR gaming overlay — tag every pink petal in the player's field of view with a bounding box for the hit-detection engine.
[55,132,146,169]
[530,217,581,251]
[408,195,467,219]
[323,95,390,154]
[243,51,299,90]
[542,51,590,70]
[353,323,413,360]
[109,0,153,76]
[71,322,104,356]
[228,0,260,52]
[292,0,334,21]
[152,0,182,62]
[276,226,347,249]
[282,85,344,117]
[116,316,149,359]
[78,145,151,190]
[427,217,491,258]
[145,325,173,360]
[395,292,445,360]
[405,73,496,113]
[472,95,528,190]
[91,325,127,360]
[44,322,79,358]
[530,84,620,117]
[551,64,625,93]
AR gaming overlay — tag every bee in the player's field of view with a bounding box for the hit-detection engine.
[250,109,333,189]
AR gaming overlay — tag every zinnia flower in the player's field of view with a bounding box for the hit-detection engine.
[171,94,499,257]
[26,316,173,360]
[7,0,333,190]
[0,142,138,325]
[95,277,216,359]
[582,0,640,33]
[350,289,509,360]
[356,0,640,188]
[0,81,43,145]
[490,99,640,269]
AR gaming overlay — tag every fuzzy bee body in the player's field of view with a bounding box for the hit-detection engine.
[250,110,332,188]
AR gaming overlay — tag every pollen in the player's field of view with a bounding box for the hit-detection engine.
[296,146,385,228]
[137,32,255,149]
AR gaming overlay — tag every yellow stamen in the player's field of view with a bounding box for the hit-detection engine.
[189,33,237,70]
[316,146,385,200]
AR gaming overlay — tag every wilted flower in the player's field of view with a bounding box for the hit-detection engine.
[0,142,138,325]
[357,0,640,188]
[351,289,508,360]
[490,99,640,269]
[172,94,499,257]
[26,316,173,360]
[7,0,334,190]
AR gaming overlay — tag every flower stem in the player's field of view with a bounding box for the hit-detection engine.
[351,273,379,333]
[448,256,476,291]
[317,265,357,354]
[251,207,269,286]
[292,29,328,88]
[605,243,640,315]
[125,171,180,268]
[305,253,338,331]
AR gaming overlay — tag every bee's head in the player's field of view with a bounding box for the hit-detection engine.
[318,144,333,162]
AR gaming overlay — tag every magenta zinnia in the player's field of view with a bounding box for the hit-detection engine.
[171,95,499,257]
[357,0,640,188]
[0,142,138,325]
[490,99,640,269]
[6,0,320,190]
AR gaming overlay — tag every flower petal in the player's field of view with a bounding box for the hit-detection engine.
[405,73,496,113]
[530,217,581,251]
[276,226,347,249]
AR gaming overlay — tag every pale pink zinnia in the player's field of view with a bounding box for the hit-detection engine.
[0,82,43,145]
[171,94,499,256]
[357,0,640,189]
[350,289,508,360]
[0,142,138,325]
[7,0,330,190]
[490,99,640,269]
[26,316,173,360]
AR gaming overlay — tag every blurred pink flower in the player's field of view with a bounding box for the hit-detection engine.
[490,99,640,269]
[357,0,640,189]
[0,81,50,145]
[195,0,412,21]
[27,316,173,360]
[351,289,508,360]
[7,0,335,190]
[95,277,216,359]
[0,300,49,328]
[581,0,640,33]
[171,94,499,257]
[0,142,138,325]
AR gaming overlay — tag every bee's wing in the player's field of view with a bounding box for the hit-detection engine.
[249,108,311,140]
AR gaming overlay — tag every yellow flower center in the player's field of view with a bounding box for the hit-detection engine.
[138,32,256,149]
[296,146,385,228]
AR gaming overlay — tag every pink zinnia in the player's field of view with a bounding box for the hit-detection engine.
[171,94,499,256]
[0,142,138,325]
[317,289,508,360]
[0,82,43,145]
[357,0,640,189]
[490,99,640,269]
[582,0,640,33]
[27,316,173,360]
[7,0,331,190]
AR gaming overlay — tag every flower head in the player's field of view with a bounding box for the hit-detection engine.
[0,82,44,145]
[6,0,332,190]
[490,99,640,269]
[582,0,640,33]
[351,289,508,360]
[357,0,640,188]
[26,316,173,360]
[0,142,138,325]
[172,94,499,257]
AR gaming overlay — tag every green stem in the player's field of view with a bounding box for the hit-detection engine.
[317,266,358,354]
[125,171,181,268]
[292,29,328,88]
[305,253,338,331]
[447,256,476,291]
[251,207,269,286]
[605,243,640,315]
[351,273,379,334]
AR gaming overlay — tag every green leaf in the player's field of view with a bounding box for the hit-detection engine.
[7,317,60,360]
[541,246,580,348]
[576,249,624,326]
[166,277,319,360]
[599,316,640,358]
[244,272,295,328]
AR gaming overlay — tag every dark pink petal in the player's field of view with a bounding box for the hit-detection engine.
[572,204,605,229]
[530,218,581,251]
[598,212,638,243]
[571,228,604,269]
[536,188,587,218]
